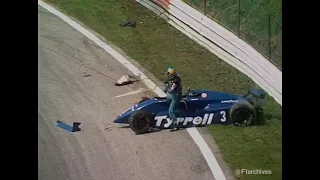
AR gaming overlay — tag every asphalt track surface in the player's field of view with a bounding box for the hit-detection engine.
[38,6,215,180]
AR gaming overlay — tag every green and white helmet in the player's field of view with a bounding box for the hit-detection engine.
[167,67,177,79]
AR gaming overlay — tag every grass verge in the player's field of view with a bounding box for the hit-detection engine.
[184,0,282,69]
[43,0,282,179]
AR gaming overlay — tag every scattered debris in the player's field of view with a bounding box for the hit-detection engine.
[83,71,91,77]
[105,123,112,131]
[120,21,136,28]
[56,120,81,132]
[105,127,112,131]
[114,74,139,86]
[115,74,130,85]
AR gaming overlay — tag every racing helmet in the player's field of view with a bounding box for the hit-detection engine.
[167,67,177,79]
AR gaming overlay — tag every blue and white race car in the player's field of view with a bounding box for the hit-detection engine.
[114,87,267,134]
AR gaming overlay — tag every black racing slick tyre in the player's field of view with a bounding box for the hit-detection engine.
[230,102,256,127]
[128,110,152,134]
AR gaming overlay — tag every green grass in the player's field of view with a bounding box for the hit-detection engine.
[184,0,282,69]
[43,0,282,179]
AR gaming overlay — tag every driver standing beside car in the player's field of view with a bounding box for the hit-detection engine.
[164,67,183,132]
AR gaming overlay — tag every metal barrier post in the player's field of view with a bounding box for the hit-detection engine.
[238,0,241,37]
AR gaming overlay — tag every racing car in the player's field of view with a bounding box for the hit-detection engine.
[113,86,267,134]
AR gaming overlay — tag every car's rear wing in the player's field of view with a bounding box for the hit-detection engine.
[243,89,267,107]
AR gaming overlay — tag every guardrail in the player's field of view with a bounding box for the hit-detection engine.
[184,0,282,70]
[137,0,282,105]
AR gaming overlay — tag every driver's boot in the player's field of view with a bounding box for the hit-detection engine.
[170,122,179,132]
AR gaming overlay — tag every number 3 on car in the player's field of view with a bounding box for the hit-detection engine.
[220,111,226,122]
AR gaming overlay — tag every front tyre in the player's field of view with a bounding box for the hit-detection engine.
[230,102,256,127]
[128,110,152,134]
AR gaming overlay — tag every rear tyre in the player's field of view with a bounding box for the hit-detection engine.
[128,110,152,134]
[230,102,256,127]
